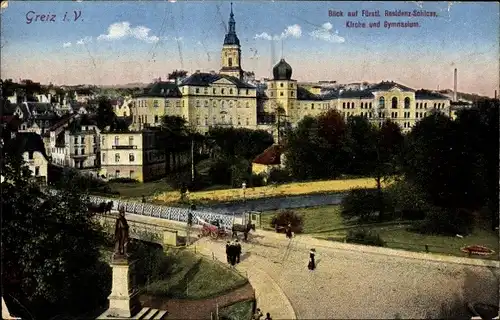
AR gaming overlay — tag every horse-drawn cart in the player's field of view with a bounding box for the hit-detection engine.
[198,218,229,240]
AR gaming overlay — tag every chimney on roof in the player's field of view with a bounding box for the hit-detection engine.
[453,68,457,102]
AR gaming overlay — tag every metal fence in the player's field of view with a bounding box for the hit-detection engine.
[86,194,236,229]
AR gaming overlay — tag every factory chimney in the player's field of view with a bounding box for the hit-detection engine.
[453,68,457,102]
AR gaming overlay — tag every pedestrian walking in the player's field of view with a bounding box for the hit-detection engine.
[252,308,263,320]
[229,241,237,267]
[141,195,146,203]
[308,248,316,270]
[264,312,272,320]
[235,239,241,263]
[226,241,231,264]
[285,223,293,239]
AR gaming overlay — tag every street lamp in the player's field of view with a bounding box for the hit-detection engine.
[241,182,247,203]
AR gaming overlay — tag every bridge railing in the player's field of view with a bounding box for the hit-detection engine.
[46,188,236,229]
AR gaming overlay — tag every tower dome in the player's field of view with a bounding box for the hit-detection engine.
[273,59,292,80]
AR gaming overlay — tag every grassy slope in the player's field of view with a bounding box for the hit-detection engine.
[218,300,255,320]
[142,248,248,300]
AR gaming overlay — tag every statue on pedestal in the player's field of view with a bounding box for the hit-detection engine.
[113,207,129,260]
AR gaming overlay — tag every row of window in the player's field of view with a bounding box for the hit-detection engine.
[73,136,97,144]
[269,91,294,98]
[194,100,251,108]
[343,102,374,109]
[416,102,446,109]
[102,136,136,146]
[193,87,251,96]
[73,148,97,155]
[269,82,295,89]
[102,153,135,163]
[196,116,251,126]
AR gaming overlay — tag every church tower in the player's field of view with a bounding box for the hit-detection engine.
[220,3,243,80]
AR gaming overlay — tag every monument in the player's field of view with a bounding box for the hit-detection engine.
[99,207,140,318]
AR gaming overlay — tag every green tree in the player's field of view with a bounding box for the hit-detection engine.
[159,115,191,173]
[344,115,378,175]
[1,146,109,318]
[96,96,116,130]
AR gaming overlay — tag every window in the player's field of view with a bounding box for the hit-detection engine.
[404,97,410,109]
[114,136,119,145]
[433,103,437,109]
[228,57,233,66]
[424,103,427,109]
[343,102,346,109]
[361,102,364,109]
[280,83,283,87]
[196,100,200,107]
[213,101,217,107]
[246,102,249,108]
[237,117,241,125]
[129,170,134,178]
[246,118,249,125]
[221,101,226,108]
[205,117,208,125]
[115,154,120,162]
[81,136,85,144]
[205,100,209,107]
[204,88,208,94]
[352,102,355,109]
[196,88,200,94]
[391,97,398,109]
[213,88,216,94]
[196,117,201,125]
[115,170,120,178]
[102,153,106,162]
[129,154,135,162]
[81,148,85,155]
[129,136,134,145]
[153,100,159,108]
[74,137,78,144]
[221,89,225,94]
[369,102,372,108]
[93,147,97,154]
[154,115,159,123]
[379,97,385,109]
[347,102,350,109]
[230,89,233,94]
[246,89,249,95]
[291,91,294,97]
[35,166,40,176]
[74,148,78,155]
[280,92,284,96]
[311,103,314,109]
[270,92,274,97]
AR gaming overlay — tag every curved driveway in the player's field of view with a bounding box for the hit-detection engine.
[196,230,499,319]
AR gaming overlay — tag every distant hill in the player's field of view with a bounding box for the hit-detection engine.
[99,83,149,89]
[438,89,490,102]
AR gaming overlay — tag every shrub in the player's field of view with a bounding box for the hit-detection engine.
[385,180,430,220]
[270,209,304,233]
[108,177,139,183]
[208,158,232,185]
[413,207,474,236]
[268,168,292,184]
[345,228,385,247]
[249,173,266,187]
[341,188,379,221]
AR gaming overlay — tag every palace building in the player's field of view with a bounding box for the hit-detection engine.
[129,4,451,135]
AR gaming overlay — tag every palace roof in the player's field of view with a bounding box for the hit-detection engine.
[181,73,255,89]
[415,89,450,100]
[252,144,284,165]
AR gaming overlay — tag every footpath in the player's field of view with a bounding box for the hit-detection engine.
[253,229,500,269]
[191,238,297,320]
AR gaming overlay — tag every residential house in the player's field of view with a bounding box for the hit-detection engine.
[49,115,101,176]
[5,132,51,185]
[99,128,166,182]
[17,102,61,135]
[251,144,285,177]
[114,97,132,117]
[74,88,96,103]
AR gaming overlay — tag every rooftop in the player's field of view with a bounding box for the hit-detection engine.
[253,144,284,165]
[181,73,255,89]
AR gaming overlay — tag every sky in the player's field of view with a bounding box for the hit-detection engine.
[1,1,498,96]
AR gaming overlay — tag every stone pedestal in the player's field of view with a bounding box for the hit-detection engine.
[103,255,140,318]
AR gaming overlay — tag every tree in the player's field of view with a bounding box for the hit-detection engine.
[344,115,378,175]
[159,115,191,173]
[96,96,116,130]
[1,145,109,318]
[373,120,404,221]
[167,70,188,81]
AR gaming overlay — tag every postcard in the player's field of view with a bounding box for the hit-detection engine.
[0,1,498,320]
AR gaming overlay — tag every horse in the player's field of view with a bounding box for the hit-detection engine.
[231,222,256,241]
[88,201,113,214]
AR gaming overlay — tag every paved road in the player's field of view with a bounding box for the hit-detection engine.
[196,230,499,319]
[199,193,347,214]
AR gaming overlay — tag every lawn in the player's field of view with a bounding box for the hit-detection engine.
[107,179,174,199]
[141,248,248,300]
[218,300,255,320]
[315,225,499,260]
[155,178,387,205]
[261,205,346,233]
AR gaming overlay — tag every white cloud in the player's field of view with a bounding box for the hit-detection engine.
[255,24,302,41]
[63,42,72,48]
[309,23,345,43]
[76,36,92,45]
[97,22,159,43]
